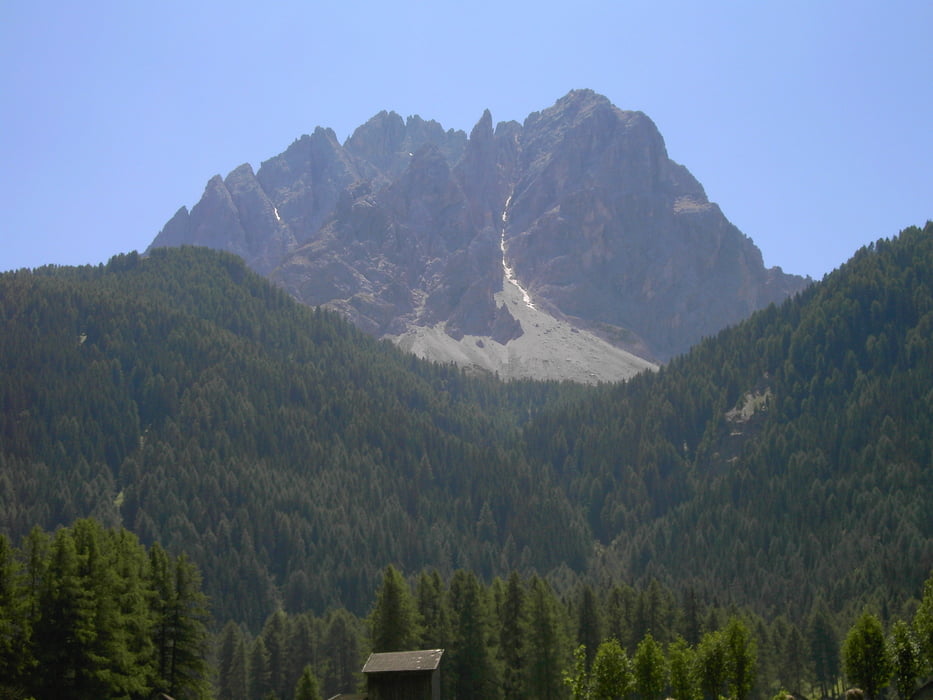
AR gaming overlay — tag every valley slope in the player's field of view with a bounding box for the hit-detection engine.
[2,224,930,628]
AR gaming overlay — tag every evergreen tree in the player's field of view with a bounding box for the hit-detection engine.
[808,600,840,699]
[216,620,249,700]
[525,575,566,700]
[448,569,500,699]
[150,547,211,698]
[250,635,273,700]
[577,583,603,669]
[417,569,451,650]
[498,571,528,699]
[777,621,808,693]
[33,527,95,698]
[842,611,892,700]
[0,533,30,693]
[370,565,422,652]
[321,609,361,698]
[262,608,290,699]
[285,613,318,699]
[293,664,323,700]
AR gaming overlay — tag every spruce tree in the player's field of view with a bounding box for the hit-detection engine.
[370,564,422,652]
[294,664,323,700]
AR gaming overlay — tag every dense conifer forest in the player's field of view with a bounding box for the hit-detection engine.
[1,223,932,698]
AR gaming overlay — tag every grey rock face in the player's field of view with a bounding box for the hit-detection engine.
[148,90,810,374]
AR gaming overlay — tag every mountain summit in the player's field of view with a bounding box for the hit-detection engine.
[149,90,809,376]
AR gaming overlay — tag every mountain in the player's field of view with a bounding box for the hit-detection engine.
[2,223,931,629]
[149,90,809,377]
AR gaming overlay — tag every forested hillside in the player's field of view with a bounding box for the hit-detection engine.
[1,223,932,639]
[524,222,933,620]
[0,246,586,628]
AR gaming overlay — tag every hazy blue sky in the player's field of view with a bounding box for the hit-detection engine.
[2,1,930,278]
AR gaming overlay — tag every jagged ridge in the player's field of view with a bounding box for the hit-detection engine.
[149,90,810,374]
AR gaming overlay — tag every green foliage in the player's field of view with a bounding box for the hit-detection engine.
[634,632,668,700]
[842,611,891,700]
[293,664,323,700]
[369,565,422,652]
[668,636,698,700]
[695,628,728,700]
[3,222,933,658]
[807,600,840,699]
[0,246,585,628]
[914,573,933,674]
[0,519,210,699]
[525,222,933,622]
[590,637,633,700]
[448,569,500,699]
[564,644,590,700]
[888,620,921,700]
[725,617,757,700]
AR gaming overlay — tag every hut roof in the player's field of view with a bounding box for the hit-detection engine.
[362,649,444,674]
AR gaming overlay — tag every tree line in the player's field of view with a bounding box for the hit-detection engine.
[2,525,932,699]
[214,564,933,700]
[0,519,210,699]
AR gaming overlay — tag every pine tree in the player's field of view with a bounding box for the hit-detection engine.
[216,620,249,700]
[449,569,500,699]
[0,533,30,694]
[262,608,290,699]
[370,564,422,652]
[293,663,323,700]
[577,583,602,669]
[33,527,95,698]
[322,609,361,698]
[250,635,273,700]
[150,546,211,698]
[417,569,451,650]
[808,600,840,699]
[525,576,566,700]
[498,571,528,698]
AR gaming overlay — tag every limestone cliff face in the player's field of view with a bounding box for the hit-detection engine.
[502,90,804,358]
[148,90,810,372]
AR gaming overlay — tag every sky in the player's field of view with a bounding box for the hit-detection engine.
[1,1,930,279]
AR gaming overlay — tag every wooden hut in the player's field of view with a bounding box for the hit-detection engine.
[361,649,444,700]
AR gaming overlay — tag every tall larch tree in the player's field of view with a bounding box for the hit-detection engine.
[370,564,422,653]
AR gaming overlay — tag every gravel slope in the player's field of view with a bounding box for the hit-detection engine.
[388,275,657,383]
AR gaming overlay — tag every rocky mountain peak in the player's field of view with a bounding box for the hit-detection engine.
[148,91,811,379]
